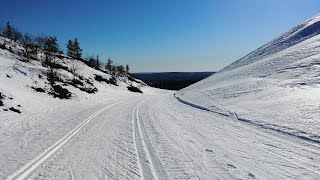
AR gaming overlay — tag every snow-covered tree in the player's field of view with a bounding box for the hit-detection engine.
[69,60,80,80]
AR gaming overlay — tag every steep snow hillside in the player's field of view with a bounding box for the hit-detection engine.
[224,14,320,71]
[177,14,320,142]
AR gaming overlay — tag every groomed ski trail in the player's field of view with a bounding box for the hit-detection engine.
[7,101,123,180]
[132,99,168,180]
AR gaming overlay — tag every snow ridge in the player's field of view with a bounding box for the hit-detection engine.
[222,13,320,72]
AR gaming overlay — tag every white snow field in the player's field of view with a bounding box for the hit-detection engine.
[177,14,320,143]
[1,14,320,179]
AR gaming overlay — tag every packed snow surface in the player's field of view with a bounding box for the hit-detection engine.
[1,15,320,180]
[2,93,320,179]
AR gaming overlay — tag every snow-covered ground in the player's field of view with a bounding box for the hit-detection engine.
[1,14,320,180]
[177,14,320,143]
[3,93,320,179]
[0,39,157,179]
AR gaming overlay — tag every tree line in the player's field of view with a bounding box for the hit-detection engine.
[0,21,130,77]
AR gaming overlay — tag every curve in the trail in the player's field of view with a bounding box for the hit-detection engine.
[7,101,123,180]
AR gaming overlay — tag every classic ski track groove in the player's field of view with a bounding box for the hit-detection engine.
[132,99,168,180]
[7,101,123,180]
[132,101,146,180]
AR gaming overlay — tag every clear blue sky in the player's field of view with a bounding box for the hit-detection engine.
[1,0,319,72]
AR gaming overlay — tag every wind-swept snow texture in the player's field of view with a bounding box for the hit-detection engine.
[177,14,320,142]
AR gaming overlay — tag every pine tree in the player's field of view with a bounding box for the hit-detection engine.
[117,65,125,76]
[12,30,22,42]
[73,38,82,59]
[0,24,3,35]
[111,65,117,76]
[43,36,59,70]
[35,34,49,54]
[86,55,96,68]
[66,39,74,57]
[2,21,22,42]
[43,36,60,84]
[106,58,113,73]
[125,64,130,74]
[95,55,100,69]
[44,36,59,53]
[3,21,13,40]
[66,38,82,59]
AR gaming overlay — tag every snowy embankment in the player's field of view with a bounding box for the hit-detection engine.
[177,14,320,142]
[0,38,163,179]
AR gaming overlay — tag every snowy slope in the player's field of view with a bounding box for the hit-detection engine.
[0,37,159,179]
[1,27,320,179]
[3,14,320,179]
[0,36,146,110]
[177,14,320,142]
[223,14,320,71]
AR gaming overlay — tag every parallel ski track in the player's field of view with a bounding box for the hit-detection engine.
[7,101,123,180]
[132,99,167,180]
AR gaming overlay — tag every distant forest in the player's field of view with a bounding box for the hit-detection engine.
[131,72,215,90]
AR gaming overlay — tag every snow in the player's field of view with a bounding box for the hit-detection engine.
[4,93,318,179]
[177,15,320,142]
[222,14,320,72]
[1,14,320,179]
[7,102,123,180]
[0,39,154,179]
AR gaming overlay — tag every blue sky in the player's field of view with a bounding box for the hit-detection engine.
[1,0,319,72]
